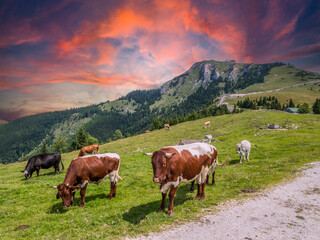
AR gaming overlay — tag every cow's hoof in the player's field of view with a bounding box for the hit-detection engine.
[167,210,174,216]
[199,196,205,201]
[79,204,84,207]
[158,208,165,212]
[189,190,194,193]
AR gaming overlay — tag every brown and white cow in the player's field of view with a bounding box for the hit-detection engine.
[143,142,226,215]
[203,121,211,128]
[164,124,171,130]
[78,144,99,157]
[52,153,122,208]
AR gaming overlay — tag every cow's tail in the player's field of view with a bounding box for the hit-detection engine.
[116,157,123,181]
[215,157,230,166]
[116,173,123,181]
[60,158,64,170]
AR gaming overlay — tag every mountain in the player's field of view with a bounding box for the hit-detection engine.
[0,60,319,164]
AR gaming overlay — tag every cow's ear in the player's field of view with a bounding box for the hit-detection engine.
[56,194,60,199]
[142,152,153,156]
[165,153,176,159]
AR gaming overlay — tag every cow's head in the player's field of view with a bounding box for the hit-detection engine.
[52,183,79,208]
[143,151,176,184]
[20,170,30,179]
[236,144,241,154]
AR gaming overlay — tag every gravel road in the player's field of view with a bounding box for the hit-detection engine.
[132,162,320,240]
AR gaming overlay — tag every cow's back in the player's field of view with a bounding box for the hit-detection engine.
[36,153,60,169]
[75,154,120,181]
[163,143,215,181]
[240,140,251,151]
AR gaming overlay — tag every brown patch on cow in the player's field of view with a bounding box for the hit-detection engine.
[241,189,257,193]
[14,225,30,231]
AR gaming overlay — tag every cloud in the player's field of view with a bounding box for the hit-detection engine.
[0,0,319,120]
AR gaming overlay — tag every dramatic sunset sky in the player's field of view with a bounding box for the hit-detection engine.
[1,0,319,121]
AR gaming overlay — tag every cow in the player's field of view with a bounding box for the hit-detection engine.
[51,153,122,208]
[203,134,213,143]
[164,124,171,130]
[143,142,227,216]
[203,121,211,128]
[78,144,99,157]
[20,153,63,179]
[236,140,251,163]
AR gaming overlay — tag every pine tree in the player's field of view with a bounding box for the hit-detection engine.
[77,127,87,147]
[40,140,50,154]
[113,129,124,140]
[53,136,68,153]
[312,98,320,114]
[289,99,295,108]
[150,118,161,130]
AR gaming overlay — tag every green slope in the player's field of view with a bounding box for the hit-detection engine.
[1,60,319,165]
[1,111,319,239]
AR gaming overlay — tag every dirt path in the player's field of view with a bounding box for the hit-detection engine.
[132,162,320,240]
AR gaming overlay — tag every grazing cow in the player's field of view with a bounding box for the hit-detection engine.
[143,142,227,215]
[236,140,251,163]
[203,121,211,128]
[204,134,213,143]
[164,124,171,130]
[20,153,63,179]
[78,144,99,157]
[52,153,122,208]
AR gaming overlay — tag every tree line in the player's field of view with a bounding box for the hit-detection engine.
[236,96,320,114]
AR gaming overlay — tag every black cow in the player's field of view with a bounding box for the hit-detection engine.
[20,153,64,179]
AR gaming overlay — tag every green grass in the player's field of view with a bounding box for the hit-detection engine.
[226,82,320,106]
[1,111,320,239]
[237,65,319,93]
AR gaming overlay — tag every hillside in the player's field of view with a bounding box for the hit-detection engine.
[0,111,319,239]
[0,60,319,164]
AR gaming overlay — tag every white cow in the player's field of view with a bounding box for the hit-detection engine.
[204,134,213,143]
[236,140,251,163]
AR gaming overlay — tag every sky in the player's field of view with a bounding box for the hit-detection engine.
[0,0,319,121]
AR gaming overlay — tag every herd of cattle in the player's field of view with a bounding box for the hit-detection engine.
[21,124,253,215]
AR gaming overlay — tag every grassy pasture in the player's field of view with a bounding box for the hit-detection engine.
[0,111,319,239]
[226,82,320,106]
[237,65,319,94]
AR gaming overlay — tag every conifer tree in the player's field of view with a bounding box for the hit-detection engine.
[289,99,295,107]
[40,140,50,154]
[53,136,68,153]
[312,98,320,114]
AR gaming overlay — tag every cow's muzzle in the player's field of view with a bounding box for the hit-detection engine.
[153,177,161,183]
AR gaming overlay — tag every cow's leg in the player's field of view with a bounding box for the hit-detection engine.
[247,151,250,162]
[196,183,202,199]
[167,186,178,216]
[36,168,40,177]
[70,191,75,206]
[108,182,115,199]
[200,182,206,200]
[112,183,117,198]
[80,185,87,207]
[240,154,243,163]
[190,180,195,193]
[159,192,167,212]
[212,170,216,185]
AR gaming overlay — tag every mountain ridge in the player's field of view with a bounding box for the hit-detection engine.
[1,59,319,164]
